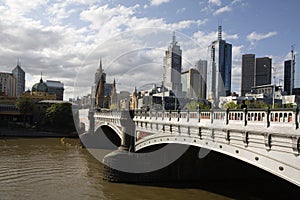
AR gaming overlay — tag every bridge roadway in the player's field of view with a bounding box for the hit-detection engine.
[93,108,300,187]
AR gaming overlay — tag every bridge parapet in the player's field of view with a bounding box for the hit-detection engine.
[94,110,122,128]
[133,108,300,152]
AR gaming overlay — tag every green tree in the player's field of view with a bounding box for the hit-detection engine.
[185,100,211,110]
[16,97,34,125]
[43,103,75,131]
[247,100,268,109]
[198,101,211,110]
[224,102,239,109]
[185,101,198,110]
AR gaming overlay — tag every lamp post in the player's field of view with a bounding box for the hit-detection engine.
[272,67,276,109]
[263,64,276,109]
[162,81,165,111]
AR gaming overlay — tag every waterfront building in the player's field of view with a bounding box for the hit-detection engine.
[207,26,232,104]
[163,32,184,97]
[0,72,16,96]
[255,57,272,87]
[181,68,200,99]
[20,75,56,101]
[12,61,25,97]
[195,59,207,99]
[241,54,255,96]
[46,80,64,100]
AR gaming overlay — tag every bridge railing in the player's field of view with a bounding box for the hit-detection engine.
[94,108,300,132]
[133,108,300,130]
[94,110,122,126]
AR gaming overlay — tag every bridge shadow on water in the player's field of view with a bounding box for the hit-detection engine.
[123,145,300,200]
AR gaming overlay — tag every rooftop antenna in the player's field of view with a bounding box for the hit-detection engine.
[290,45,296,95]
[218,24,222,40]
[172,31,177,46]
[99,58,103,72]
[40,72,43,82]
[17,58,21,66]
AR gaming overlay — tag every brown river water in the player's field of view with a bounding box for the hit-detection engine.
[0,138,299,200]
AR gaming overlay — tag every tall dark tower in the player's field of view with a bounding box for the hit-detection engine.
[241,54,255,96]
[255,57,272,86]
[207,25,232,103]
[284,60,292,95]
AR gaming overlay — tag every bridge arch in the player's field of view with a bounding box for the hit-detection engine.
[95,124,122,148]
[135,134,300,187]
[79,122,122,150]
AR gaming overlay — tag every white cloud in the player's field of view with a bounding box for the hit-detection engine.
[213,5,232,15]
[176,7,186,14]
[247,31,278,45]
[247,31,277,42]
[150,0,171,6]
[208,0,222,6]
[5,0,45,14]
[80,4,138,29]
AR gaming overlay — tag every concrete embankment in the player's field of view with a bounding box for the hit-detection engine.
[0,129,78,138]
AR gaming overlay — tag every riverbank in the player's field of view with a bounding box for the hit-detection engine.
[0,128,78,138]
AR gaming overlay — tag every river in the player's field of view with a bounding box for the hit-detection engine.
[0,138,233,200]
[1,138,299,200]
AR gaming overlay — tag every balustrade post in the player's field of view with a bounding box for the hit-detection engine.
[243,107,248,126]
[177,109,180,122]
[210,109,214,124]
[162,110,165,132]
[198,106,201,123]
[266,107,270,127]
[226,108,229,125]
[293,107,299,129]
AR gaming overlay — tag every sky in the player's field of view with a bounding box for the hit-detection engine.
[0,0,299,100]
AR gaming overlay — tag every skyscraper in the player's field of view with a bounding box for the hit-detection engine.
[207,26,232,103]
[12,60,25,97]
[163,32,183,97]
[241,54,255,96]
[284,60,292,95]
[255,57,272,86]
[195,59,207,99]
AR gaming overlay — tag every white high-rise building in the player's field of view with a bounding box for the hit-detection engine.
[0,72,16,96]
[163,32,183,97]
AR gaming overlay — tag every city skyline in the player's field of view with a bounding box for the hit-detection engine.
[0,0,299,100]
